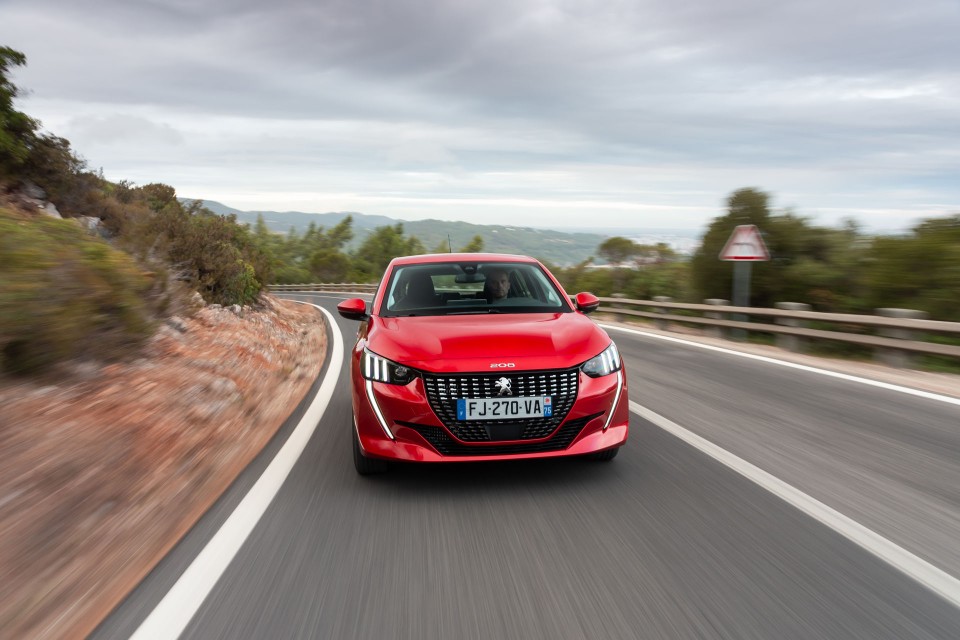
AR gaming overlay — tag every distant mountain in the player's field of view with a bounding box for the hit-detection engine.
[181,199,609,266]
[184,200,398,233]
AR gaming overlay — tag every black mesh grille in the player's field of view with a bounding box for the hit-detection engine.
[421,368,579,442]
[400,414,600,456]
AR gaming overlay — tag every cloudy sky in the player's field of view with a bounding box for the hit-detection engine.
[4,0,958,233]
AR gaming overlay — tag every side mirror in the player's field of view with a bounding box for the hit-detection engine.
[337,298,368,321]
[574,292,600,314]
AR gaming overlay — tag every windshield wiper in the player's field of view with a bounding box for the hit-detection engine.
[446,308,504,315]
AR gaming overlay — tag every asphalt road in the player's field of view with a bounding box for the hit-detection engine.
[93,294,960,639]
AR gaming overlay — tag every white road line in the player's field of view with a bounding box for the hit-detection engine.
[631,400,960,608]
[604,324,960,407]
[131,304,343,640]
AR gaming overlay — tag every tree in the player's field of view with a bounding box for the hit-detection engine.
[594,236,639,292]
[21,135,96,215]
[253,213,270,238]
[140,183,179,213]
[325,215,354,250]
[761,214,867,311]
[129,186,268,304]
[350,223,425,281]
[272,216,355,284]
[458,235,484,253]
[691,188,877,310]
[597,237,638,265]
[0,46,38,177]
[309,249,351,282]
[862,215,960,320]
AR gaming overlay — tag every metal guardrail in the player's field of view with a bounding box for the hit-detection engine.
[596,297,960,364]
[269,284,960,366]
[270,283,378,294]
[600,299,960,334]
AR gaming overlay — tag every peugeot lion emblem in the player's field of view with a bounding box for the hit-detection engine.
[494,377,512,396]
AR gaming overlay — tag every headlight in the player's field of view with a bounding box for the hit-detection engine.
[580,342,621,378]
[362,349,418,385]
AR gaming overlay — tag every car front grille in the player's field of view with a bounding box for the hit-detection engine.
[421,368,579,442]
[400,413,601,456]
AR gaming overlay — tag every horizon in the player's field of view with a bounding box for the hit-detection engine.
[188,197,917,240]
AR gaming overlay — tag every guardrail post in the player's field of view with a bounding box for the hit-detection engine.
[875,308,927,368]
[610,293,627,322]
[775,302,811,352]
[704,299,728,339]
[652,296,672,330]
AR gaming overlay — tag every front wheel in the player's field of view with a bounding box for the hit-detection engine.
[589,447,620,462]
[353,425,388,475]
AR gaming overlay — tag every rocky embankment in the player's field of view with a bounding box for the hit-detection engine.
[0,295,326,639]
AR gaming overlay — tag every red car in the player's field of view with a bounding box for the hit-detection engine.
[337,253,629,474]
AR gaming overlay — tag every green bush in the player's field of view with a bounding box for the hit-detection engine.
[130,197,267,305]
[0,208,153,374]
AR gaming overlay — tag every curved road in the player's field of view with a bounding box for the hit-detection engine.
[93,294,960,639]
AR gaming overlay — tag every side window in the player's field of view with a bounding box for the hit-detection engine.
[385,271,406,309]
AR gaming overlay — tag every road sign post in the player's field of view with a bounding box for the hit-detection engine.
[719,225,769,340]
[733,261,752,307]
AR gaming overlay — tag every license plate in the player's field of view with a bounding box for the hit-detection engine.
[456,396,553,420]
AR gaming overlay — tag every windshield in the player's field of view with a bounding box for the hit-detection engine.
[380,261,572,317]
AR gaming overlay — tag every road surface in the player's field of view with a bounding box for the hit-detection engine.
[93,293,960,639]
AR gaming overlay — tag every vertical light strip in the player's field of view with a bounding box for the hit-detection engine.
[602,369,624,432]
[365,379,395,440]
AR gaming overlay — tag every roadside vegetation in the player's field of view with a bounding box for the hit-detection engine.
[0,208,151,373]
[2,45,958,374]
[553,188,959,324]
[1,47,269,374]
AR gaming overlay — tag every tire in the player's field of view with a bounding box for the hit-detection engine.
[353,425,388,475]
[589,446,620,462]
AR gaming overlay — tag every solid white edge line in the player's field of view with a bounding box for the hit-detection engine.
[603,323,960,407]
[130,304,343,640]
[631,400,960,608]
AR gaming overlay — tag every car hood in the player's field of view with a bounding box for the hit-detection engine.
[366,313,611,373]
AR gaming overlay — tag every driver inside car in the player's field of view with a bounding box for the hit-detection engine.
[483,268,511,303]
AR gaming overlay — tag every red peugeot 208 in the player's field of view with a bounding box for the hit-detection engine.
[337,253,629,474]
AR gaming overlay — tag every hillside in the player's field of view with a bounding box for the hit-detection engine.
[185,199,608,266]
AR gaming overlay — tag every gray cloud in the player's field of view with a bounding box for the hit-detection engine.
[4,0,958,231]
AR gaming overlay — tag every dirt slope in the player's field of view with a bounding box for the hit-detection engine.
[0,296,326,639]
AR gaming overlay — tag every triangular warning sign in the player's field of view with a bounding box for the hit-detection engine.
[719,224,770,261]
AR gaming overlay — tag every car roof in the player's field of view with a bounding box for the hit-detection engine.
[388,253,539,266]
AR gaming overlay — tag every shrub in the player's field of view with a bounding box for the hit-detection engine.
[0,208,153,374]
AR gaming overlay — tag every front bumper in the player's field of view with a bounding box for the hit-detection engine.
[353,369,629,463]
